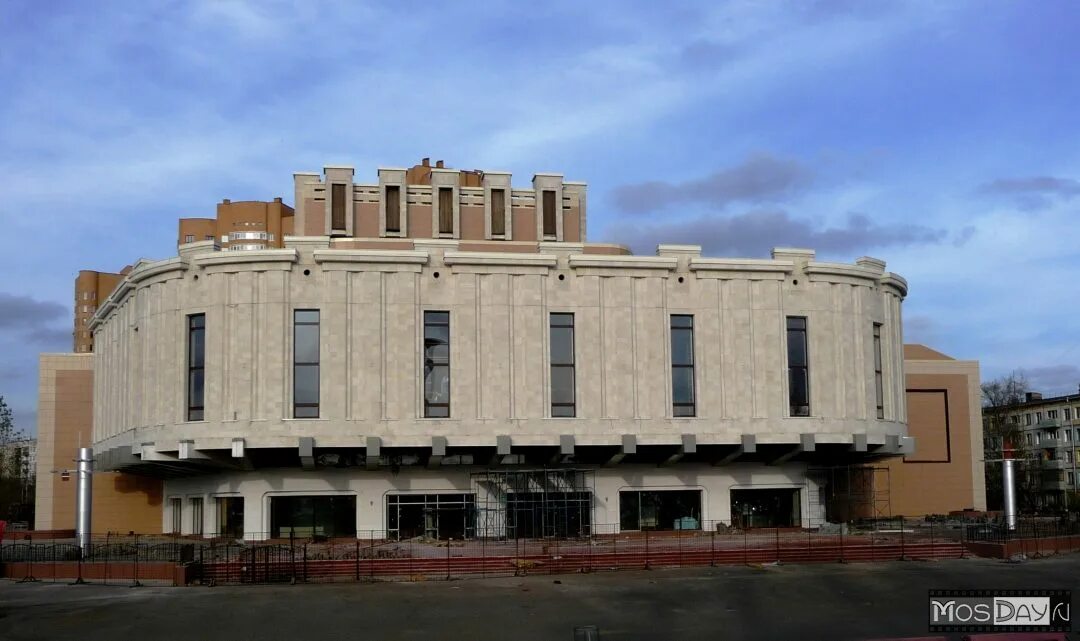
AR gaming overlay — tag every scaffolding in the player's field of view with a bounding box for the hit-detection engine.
[806,465,891,526]
[471,469,595,539]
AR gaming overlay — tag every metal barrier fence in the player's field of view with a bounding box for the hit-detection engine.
[1,516,1076,586]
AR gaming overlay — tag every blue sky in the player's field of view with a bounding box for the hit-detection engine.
[2,0,1079,435]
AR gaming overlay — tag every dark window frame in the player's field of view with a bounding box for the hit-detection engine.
[787,316,810,417]
[873,323,884,419]
[385,185,401,233]
[542,190,557,237]
[438,187,454,235]
[331,183,346,231]
[293,309,320,418]
[169,497,182,534]
[490,188,506,237]
[549,312,576,417]
[671,314,696,417]
[424,311,451,418]
[187,313,205,421]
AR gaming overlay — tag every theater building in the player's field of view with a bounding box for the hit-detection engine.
[79,160,913,540]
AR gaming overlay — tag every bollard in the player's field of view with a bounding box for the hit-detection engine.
[72,537,86,585]
[710,529,715,567]
[839,521,845,564]
[644,529,650,570]
[132,534,142,587]
[369,531,375,581]
[20,534,36,582]
[355,538,360,582]
[446,537,452,581]
[105,532,111,585]
[899,516,906,560]
[742,525,748,566]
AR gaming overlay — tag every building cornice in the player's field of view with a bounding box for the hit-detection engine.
[568,254,678,270]
[313,249,429,265]
[689,258,795,273]
[194,249,299,267]
[443,251,558,268]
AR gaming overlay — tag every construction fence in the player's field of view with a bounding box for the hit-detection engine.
[2,516,1078,586]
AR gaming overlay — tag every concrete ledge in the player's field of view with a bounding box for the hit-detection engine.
[313,249,428,265]
[688,258,794,274]
[194,249,298,267]
[568,254,678,270]
[443,251,557,268]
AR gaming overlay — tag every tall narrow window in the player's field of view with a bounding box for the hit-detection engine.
[424,311,451,417]
[550,313,576,417]
[438,187,454,234]
[187,314,205,421]
[671,315,695,417]
[542,190,557,237]
[293,310,320,418]
[331,183,346,230]
[873,323,884,419]
[385,185,401,233]
[491,188,506,236]
[787,316,810,417]
[191,497,204,536]
[170,498,182,534]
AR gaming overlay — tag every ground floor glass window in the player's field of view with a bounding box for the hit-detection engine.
[386,493,476,540]
[270,495,357,538]
[619,490,702,531]
[507,492,592,539]
[730,488,801,528]
[217,497,244,539]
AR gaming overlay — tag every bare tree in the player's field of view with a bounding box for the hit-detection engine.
[981,372,1040,511]
[0,396,30,522]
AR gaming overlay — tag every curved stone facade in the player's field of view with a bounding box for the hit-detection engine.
[89,240,908,458]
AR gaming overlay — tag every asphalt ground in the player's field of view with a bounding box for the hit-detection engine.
[1,555,1077,641]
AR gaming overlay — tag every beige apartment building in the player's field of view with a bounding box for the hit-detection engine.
[60,159,924,541]
[989,389,1080,509]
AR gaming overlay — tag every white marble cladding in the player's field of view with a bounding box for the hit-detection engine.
[89,243,908,453]
[162,463,819,535]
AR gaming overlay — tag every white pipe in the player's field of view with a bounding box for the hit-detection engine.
[76,447,93,549]
[1003,458,1017,531]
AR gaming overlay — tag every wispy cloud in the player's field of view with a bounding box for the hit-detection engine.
[0,0,1078,432]
[610,210,946,257]
[979,176,1080,198]
[613,154,813,214]
[1020,365,1080,397]
[0,293,66,333]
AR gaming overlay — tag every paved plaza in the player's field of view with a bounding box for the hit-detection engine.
[1,555,1077,640]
